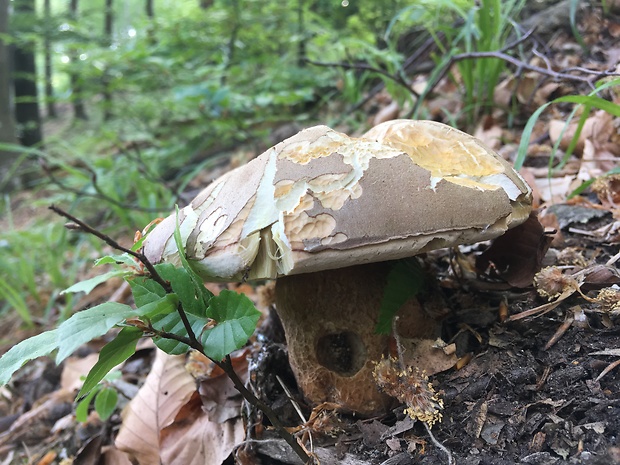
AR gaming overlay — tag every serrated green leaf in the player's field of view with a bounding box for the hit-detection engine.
[75,386,99,422]
[95,254,138,267]
[0,330,59,386]
[61,270,131,295]
[137,293,179,319]
[375,259,426,334]
[201,290,261,361]
[94,387,118,421]
[56,302,135,363]
[156,263,209,317]
[129,277,167,307]
[172,207,213,305]
[78,326,142,398]
[152,311,205,355]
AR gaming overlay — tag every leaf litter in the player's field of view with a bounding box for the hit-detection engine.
[2,3,620,464]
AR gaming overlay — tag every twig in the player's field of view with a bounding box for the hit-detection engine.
[50,205,312,464]
[215,355,311,463]
[42,161,173,213]
[451,50,619,88]
[49,204,171,293]
[303,58,417,98]
[424,422,454,465]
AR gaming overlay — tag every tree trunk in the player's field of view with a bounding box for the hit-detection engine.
[13,0,43,148]
[297,0,306,67]
[69,0,88,120]
[0,0,19,191]
[146,0,154,18]
[145,0,156,43]
[102,0,113,121]
[44,0,57,118]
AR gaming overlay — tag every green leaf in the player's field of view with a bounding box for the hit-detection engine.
[75,386,100,422]
[201,290,261,361]
[156,263,209,317]
[136,293,179,319]
[375,259,426,335]
[78,326,142,398]
[172,207,213,305]
[95,254,138,267]
[129,277,167,307]
[61,270,131,295]
[94,387,118,421]
[0,330,59,386]
[152,311,205,355]
[56,302,135,363]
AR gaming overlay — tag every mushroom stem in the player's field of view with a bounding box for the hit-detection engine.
[275,262,438,415]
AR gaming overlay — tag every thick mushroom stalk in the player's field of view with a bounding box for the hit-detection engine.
[143,120,533,415]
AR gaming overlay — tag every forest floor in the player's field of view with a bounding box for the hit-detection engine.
[1,1,619,464]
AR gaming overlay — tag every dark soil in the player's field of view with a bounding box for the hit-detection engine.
[248,223,620,465]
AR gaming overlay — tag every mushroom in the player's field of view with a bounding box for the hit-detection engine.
[143,120,532,415]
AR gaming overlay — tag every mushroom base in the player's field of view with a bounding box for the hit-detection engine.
[275,262,438,416]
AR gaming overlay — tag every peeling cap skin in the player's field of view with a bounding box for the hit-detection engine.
[142,120,534,416]
[143,120,533,281]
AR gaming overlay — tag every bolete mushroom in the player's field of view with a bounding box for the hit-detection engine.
[143,120,532,415]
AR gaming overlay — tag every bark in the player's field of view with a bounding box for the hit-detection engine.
[297,0,306,67]
[0,0,19,191]
[146,0,154,18]
[13,0,43,148]
[68,0,88,120]
[102,0,113,121]
[44,0,56,118]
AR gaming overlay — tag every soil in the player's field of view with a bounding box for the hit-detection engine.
[246,222,620,465]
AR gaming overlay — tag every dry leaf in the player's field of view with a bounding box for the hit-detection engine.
[476,213,553,288]
[159,392,244,465]
[60,353,101,392]
[115,351,196,465]
[198,356,249,423]
[101,446,133,465]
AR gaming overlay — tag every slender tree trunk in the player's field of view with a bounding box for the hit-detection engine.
[102,0,113,121]
[146,0,154,17]
[297,0,306,67]
[69,0,88,120]
[44,0,57,118]
[221,0,240,85]
[0,0,19,191]
[13,0,43,148]
[145,0,156,43]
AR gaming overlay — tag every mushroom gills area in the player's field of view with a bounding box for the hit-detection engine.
[275,262,438,415]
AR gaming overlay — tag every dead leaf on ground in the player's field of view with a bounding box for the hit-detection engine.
[60,353,100,393]
[115,351,196,465]
[159,392,244,465]
[476,212,553,288]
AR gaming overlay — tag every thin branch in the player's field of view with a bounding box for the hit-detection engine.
[303,58,417,98]
[42,161,173,213]
[214,355,312,463]
[49,204,172,293]
[451,50,620,87]
[50,206,311,464]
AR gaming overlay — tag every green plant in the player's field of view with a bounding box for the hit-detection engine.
[0,204,99,324]
[514,78,620,172]
[0,206,310,463]
[387,0,525,124]
[75,370,121,422]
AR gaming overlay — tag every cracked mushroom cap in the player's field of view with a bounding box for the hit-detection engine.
[143,120,532,279]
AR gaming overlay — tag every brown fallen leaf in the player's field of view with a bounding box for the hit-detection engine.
[159,392,245,465]
[115,351,196,465]
[476,212,553,288]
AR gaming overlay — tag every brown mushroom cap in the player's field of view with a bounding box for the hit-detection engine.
[142,120,533,415]
[143,120,532,281]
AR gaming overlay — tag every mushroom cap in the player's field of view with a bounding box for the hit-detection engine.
[143,120,532,281]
